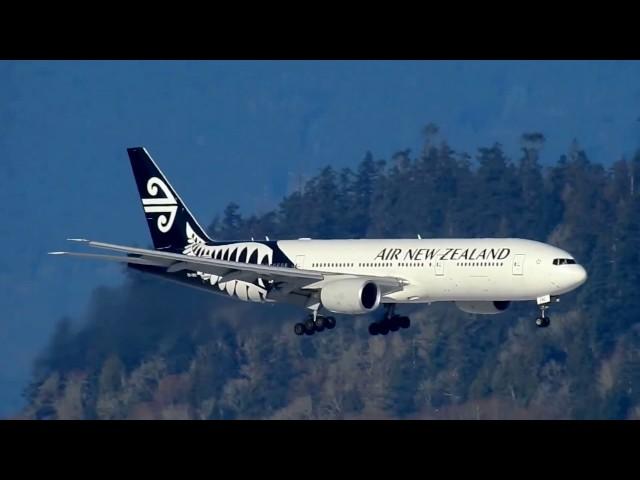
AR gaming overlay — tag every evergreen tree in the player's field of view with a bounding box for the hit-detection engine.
[474,143,518,237]
[22,131,640,420]
[515,132,546,239]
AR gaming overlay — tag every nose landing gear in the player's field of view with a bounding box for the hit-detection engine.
[535,295,559,328]
[535,314,550,328]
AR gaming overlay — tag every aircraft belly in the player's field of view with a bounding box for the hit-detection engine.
[384,271,545,303]
[442,272,545,302]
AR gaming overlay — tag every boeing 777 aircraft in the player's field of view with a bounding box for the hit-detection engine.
[51,147,588,336]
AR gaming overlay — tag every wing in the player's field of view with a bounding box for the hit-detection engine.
[50,239,408,299]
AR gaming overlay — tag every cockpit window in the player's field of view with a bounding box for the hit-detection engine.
[553,258,576,265]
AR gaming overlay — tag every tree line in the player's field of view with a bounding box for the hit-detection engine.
[20,125,640,419]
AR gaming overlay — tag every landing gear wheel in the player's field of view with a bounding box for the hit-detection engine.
[315,316,326,330]
[325,317,336,329]
[305,318,316,333]
[378,323,390,335]
[294,323,305,336]
[536,316,550,328]
[388,317,400,332]
[399,316,410,329]
[368,323,380,336]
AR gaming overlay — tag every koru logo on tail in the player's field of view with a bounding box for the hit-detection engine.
[141,177,177,233]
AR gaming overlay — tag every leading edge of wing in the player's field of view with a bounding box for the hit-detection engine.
[55,239,407,290]
[60,238,323,281]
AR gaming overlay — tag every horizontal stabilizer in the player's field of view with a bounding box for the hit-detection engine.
[48,251,169,267]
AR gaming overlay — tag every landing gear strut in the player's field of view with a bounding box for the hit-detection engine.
[368,304,410,336]
[294,311,336,336]
[535,295,558,328]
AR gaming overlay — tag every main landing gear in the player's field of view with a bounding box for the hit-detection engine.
[368,304,410,336]
[294,313,336,336]
[535,295,559,328]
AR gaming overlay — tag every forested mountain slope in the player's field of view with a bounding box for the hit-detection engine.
[21,130,640,419]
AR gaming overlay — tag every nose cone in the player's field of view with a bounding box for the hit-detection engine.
[550,264,588,295]
[574,265,588,287]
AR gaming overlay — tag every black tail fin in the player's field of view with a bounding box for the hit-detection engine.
[127,147,213,251]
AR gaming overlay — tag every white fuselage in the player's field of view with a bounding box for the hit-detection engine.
[276,237,587,303]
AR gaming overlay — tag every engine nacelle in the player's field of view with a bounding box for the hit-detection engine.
[455,301,511,315]
[320,279,381,315]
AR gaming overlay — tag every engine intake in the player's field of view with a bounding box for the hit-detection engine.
[320,279,381,315]
[455,301,511,315]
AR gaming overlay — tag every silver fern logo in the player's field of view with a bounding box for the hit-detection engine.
[141,177,177,233]
[183,223,270,302]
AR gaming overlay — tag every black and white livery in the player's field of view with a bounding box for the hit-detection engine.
[51,147,588,336]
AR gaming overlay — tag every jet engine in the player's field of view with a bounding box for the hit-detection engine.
[320,279,381,315]
[455,301,511,315]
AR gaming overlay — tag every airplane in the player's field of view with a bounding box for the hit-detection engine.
[50,147,588,336]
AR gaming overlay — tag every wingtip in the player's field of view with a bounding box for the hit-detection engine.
[67,238,89,242]
[48,251,67,255]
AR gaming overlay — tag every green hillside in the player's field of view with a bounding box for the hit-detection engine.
[21,128,640,419]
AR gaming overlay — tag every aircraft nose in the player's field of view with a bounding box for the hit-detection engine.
[574,265,587,286]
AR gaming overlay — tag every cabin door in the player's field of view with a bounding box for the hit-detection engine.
[512,254,525,275]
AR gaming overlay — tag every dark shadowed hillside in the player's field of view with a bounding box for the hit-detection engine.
[20,127,640,419]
